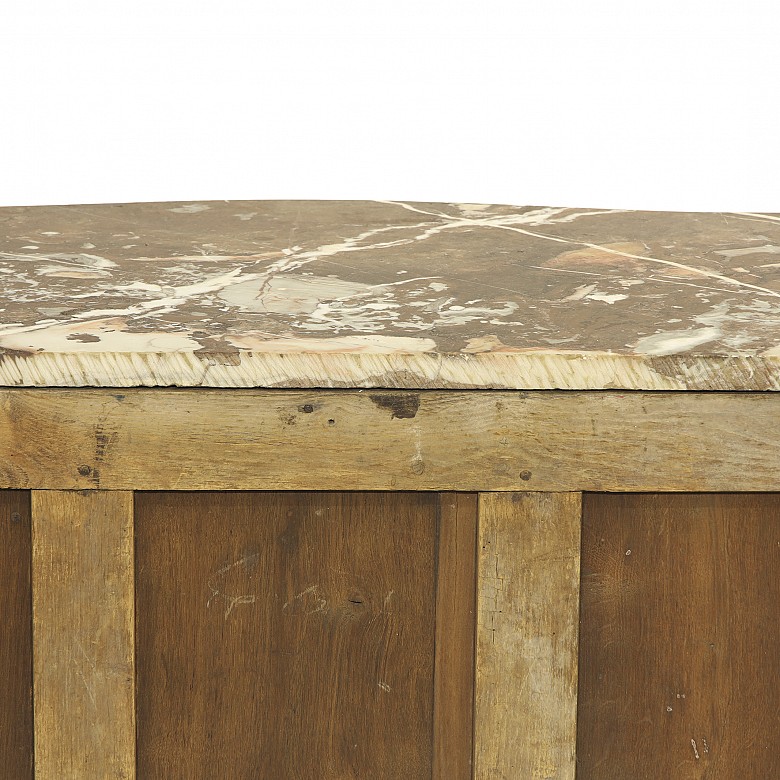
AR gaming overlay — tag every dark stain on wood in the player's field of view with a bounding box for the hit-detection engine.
[86,419,119,488]
[135,491,475,779]
[0,347,35,361]
[94,423,117,462]
[65,333,101,343]
[192,337,242,367]
[278,411,296,426]
[368,393,420,419]
[578,492,780,779]
[0,490,33,779]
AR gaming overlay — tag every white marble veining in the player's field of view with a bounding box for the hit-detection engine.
[2,200,780,389]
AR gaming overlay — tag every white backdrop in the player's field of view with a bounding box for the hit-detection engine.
[1,1,778,211]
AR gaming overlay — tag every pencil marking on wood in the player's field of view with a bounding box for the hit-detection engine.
[135,491,438,777]
[282,584,329,616]
[207,553,261,620]
[72,640,98,710]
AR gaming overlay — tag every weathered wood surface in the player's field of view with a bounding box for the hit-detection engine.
[433,493,478,780]
[2,389,780,491]
[0,491,33,779]
[475,492,581,779]
[578,493,780,779]
[31,490,135,780]
[135,491,454,779]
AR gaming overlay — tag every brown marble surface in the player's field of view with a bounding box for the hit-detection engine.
[2,200,780,389]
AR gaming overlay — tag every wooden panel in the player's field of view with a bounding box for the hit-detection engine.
[0,491,33,779]
[4,388,780,492]
[136,491,470,779]
[578,493,780,779]
[475,492,582,779]
[433,493,478,780]
[31,490,135,780]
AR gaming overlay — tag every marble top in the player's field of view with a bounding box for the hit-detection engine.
[2,200,780,390]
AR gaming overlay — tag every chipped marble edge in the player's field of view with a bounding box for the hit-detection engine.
[0,350,778,391]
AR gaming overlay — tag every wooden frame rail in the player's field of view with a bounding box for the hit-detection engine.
[2,388,778,492]
[9,387,775,778]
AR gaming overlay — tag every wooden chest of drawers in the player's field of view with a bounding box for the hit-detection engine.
[2,200,779,778]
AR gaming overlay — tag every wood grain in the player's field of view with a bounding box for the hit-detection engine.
[3,389,780,492]
[135,491,449,779]
[578,493,780,779]
[0,491,33,779]
[475,492,582,779]
[433,493,478,780]
[31,490,135,780]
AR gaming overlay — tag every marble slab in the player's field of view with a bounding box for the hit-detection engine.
[2,200,780,390]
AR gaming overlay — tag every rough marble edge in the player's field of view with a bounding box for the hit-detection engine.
[0,350,778,390]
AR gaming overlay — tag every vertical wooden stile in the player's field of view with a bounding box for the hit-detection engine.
[31,490,135,779]
[433,492,478,779]
[475,492,582,779]
[0,491,34,778]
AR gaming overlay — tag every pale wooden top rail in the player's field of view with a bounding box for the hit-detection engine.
[2,201,780,390]
[1,388,779,492]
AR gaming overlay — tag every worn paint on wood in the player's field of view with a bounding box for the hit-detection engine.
[135,491,451,779]
[578,493,780,779]
[31,490,134,780]
[0,491,33,779]
[433,493,478,780]
[3,389,780,492]
[475,492,581,779]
